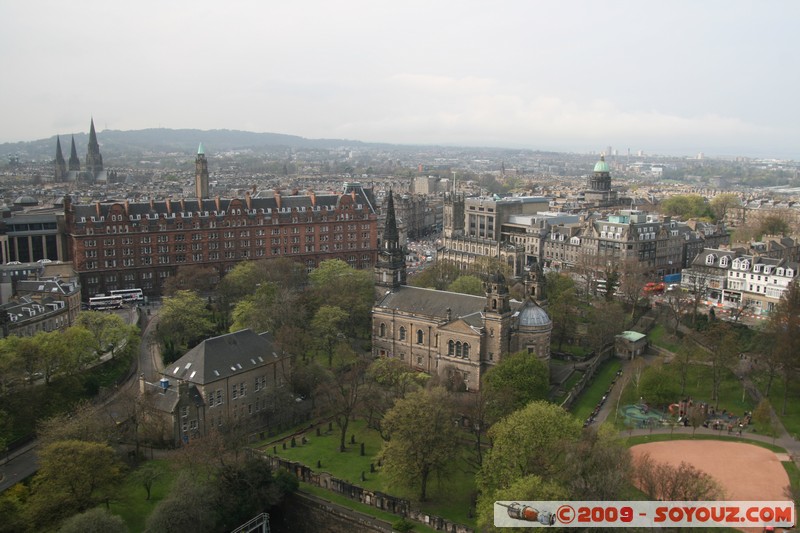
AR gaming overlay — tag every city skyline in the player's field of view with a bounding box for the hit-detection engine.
[1,1,798,159]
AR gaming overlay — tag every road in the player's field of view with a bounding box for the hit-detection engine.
[0,304,159,492]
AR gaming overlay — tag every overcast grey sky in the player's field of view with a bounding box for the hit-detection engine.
[1,1,797,158]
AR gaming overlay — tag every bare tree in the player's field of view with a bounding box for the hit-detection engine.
[634,453,725,501]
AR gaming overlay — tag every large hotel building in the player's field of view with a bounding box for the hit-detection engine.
[64,145,379,298]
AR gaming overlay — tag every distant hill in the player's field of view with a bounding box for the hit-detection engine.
[0,128,384,162]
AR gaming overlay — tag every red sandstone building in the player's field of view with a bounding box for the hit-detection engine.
[64,145,379,299]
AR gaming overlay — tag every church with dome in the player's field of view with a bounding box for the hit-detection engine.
[583,154,618,208]
[371,191,552,391]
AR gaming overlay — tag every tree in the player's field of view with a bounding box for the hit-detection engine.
[586,300,626,354]
[58,507,128,533]
[229,282,307,335]
[156,290,215,362]
[37,400,116,447]
[617,258,650,319]
[476,474,569,533]
[132,462,162,501]
[311,305,348,367]
[633,453,724,500]
[408,260,462,290]
[709,192,740,223]
[674,338,703,396]
[446,274,484,296]
[703,322,739,409]
[483,351,549,421]
[26,440,124,526]
[660,194,711,220]
[764,281,800,415]
[545,271,579,350]
[145,471,217,533]
[162,263,219,296]
[561,425,632,500]
[319,345,367,452]
[638,362,680,408]
[76,311,132,359]
[380,387,460,501]
[365,357,429,429]
[309,260,373,337]
[759,214,791,237]
[478,402,581,522]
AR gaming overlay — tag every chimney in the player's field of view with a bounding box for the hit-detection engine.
[165,198,172,215]
[197,198,203,212]
[95,201,101,218]
[252,184,257,195]
[309,189,316,207]
[446,307,452,322]
[214,195,221,212]
[180,198,185,213]
[150,198,155,210]
[245,191,252,210]
[274,190,282,209]
[124,199,130,217]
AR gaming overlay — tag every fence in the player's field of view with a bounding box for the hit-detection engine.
[256,453,474,533]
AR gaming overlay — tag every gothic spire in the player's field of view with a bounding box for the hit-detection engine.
[85,118,104,176]
[68,135,80,171]
[54,136,66,181]
[382,189,399,245]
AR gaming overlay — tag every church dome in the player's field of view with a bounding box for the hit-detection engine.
[518,300,551,327]
[13,195,38,207]
[593,155,610,173]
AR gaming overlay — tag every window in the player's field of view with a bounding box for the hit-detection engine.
[398,326,406,341]
[417,329,424,344]
[232,387,238,400]
[379,323,386,337]
[448,340,455,356]
[456,342,463,357]
[463,343,470,359]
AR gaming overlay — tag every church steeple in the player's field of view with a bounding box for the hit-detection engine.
[85,118,104,178]
[374,190,406,297]
[54,136,66,182]
[68,136,80,171]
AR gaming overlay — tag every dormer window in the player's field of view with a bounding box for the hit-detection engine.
[741,260,750,270]
[754,264,762,273]
[777,268,785,276]
[719,256,729,268]
[787,269,794,277]
[706,254,716,265]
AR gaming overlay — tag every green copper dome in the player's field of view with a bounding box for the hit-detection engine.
[197,142,205,155]
[593,155,609,173]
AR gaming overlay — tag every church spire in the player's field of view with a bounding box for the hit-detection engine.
[68,136,80,171]
[54,136,66,181]
[382,189,399,245]
[374,189,406,296]
[85,118,104,178]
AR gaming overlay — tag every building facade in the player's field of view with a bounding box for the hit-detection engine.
[65,173,379,299]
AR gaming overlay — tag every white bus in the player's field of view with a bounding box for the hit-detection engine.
[89,295,124,310]
[109,288,144,302]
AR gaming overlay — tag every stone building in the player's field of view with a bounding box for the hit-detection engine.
[372,191,552,391]
[143,329,293,445]
[64,146,379,299]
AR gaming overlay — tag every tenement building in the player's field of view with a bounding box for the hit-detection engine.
[372,192,552,391]
[65,146,379,298]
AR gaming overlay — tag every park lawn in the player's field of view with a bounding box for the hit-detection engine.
[267,418,477,527]
[620,433,787,453]
[570,358,623,422]
[619,362,754,419]
[752,374,800,438]
[108,459,179,533]
[648,324,682,353]
[553,343,591,359]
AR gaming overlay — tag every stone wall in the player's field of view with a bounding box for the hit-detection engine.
[273,492,393,533]
[259,453,474,533]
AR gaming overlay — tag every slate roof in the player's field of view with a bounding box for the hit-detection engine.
[165,329,282,385]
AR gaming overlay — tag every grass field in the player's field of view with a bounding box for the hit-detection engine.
[752,373,800,438]
[648,324,682,353]
[570,358,623,422]
[620,433,787,453]
[108,459,178,532]
[262,418,477,527]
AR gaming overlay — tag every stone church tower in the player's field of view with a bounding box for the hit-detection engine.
[84,118,104,178]
[443,190,465,238]
[195,143,209,199]
[374,190,406,298]
[482,272,513,363]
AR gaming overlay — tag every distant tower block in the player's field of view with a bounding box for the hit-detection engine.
[195,143,209,199]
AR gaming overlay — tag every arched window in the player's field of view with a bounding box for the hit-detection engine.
[463,343,470,359]
[456,341,462,358]
[417,329,424,344]
[399,326,406,341]
[719,256,729,268]
[448,340,455,356]
[492,299,497,310]
[379,323,386,337]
